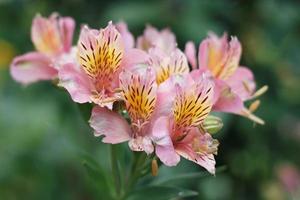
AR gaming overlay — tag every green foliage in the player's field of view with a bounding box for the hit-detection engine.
[127,186,198,200]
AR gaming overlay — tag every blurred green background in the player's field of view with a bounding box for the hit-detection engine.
[1,0,300,199]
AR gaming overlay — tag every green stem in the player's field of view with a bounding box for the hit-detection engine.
[110,145,121,200]
[122,153,148,199]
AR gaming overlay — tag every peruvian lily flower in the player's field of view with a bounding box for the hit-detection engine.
[10,13,75,85]
[137,25,177,54]
[58,22,148,107]
[147,47,190,85]
[185,32,266,124]
[151,73,218,174]
[89,67,157,154]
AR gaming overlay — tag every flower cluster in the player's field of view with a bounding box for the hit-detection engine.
[10,13,267,174]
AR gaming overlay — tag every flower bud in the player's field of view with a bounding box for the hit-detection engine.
[151,159,158,176]
[202,115,223,134]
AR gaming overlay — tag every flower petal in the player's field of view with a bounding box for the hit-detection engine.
[152,116,180,166]
[198,33,228,73]
[119,67,157,123]
[199,32,242,80]
[176,144,216,174]
[213,79,244,114]
[89,106,131,144]
[226,66,256,101]
[174,74,214,128]
[149,47,189,84]
[58,62,93,103]
[116,21,135,50]
[129,136,154,154]
[31,13,63,55]
[185,41,197,69]
[120,48,149,71]
[217,36,242,80]
[77,22,124,91]
[137,25,177,53]
[10,52,57,85]
[59,16,75,53]
[153,74,191,119]
[198,39,209,69]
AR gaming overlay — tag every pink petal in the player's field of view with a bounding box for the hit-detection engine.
[31,13,63,55]
[176,144,216,174]
[137,25,177,53]
[189,68,213,83]
[10,52,57,85]
[89,106,131,144]
[77,23,124,89]
[173,73,214,127]
[58,62,93,103]
[198,39,209,69]
[120,48,149,71]
[59,16,75,53]
[217,36,242,79]
[116,21,135,50]
[119,67,157,123]
[153,75,178,118]
[213,79,244,114]
[77,25,100,61]
[128,136,154,154]
[198,32,230,77]
[226,66,256,101]
[149,47,189,84]
[152,116,180,166]
[184,41,197,69]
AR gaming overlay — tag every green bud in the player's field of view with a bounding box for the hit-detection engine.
[202,115,223,134]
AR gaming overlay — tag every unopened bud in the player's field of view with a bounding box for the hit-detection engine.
[202,115,223,134]
[151,159,158,176]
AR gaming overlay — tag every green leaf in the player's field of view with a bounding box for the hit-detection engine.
[151,166,227,185]
[126,186,198,200]
[77,103,93,121]
[81,154,114,199]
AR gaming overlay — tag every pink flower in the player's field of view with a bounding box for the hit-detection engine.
[58,22,148,107]
[151,73,218,174]
[137,25,177,53]
[148,47,189,84]
[89,67,157,154]
[185,32,266,124]
[10,13,75,85]
[277,163,300,194]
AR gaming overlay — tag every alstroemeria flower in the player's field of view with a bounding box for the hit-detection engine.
[58,22,148,106]
[10,13,75,84]
[185,32,265,124]
[89,67,157,154]
[151,73,218,174]
[137,25,177,53]
[148,47,190,85]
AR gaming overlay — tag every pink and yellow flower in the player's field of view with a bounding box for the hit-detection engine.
[10,13,75,84]
[151,73,218,174]
[58,22,148,107]
[89,67,157,154]
[185,32,266,124]
[137,25,177,54]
